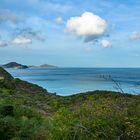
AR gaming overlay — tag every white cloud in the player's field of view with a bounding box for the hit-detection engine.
[129,31,140,40]
[66,12,107,42]
[12,36,32,45]
[100,39,111,48]
[55,16,63,24]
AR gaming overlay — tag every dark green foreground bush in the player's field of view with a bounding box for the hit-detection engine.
[0,89,140,140]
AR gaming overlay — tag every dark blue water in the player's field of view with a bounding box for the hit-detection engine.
[7,68,140,95]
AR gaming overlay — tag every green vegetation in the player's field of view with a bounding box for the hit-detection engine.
[0,67,140,140]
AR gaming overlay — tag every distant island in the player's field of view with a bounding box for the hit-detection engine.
[2,62,28,69]
[1,62,57,69]
[29,64,57,68]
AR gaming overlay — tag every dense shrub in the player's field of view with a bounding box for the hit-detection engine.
[0,105,14,116]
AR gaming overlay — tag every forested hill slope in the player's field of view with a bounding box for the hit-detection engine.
[0,66,50,95]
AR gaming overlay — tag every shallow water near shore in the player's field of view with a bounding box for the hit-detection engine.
[7,68,140,96]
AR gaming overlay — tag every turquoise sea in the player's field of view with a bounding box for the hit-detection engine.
[7,68,140,96]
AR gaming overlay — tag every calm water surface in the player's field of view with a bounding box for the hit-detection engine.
[7,68,140,96]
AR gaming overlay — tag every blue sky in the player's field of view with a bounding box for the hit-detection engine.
[0,0,140,67]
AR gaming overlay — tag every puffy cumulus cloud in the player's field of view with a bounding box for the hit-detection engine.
[129,31,140,40]
[0,9,20,24]
[100,39,111,48]
[66,12,107,42]
[12,36,32,45]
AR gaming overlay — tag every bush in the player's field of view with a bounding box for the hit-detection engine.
[0,105,14,116]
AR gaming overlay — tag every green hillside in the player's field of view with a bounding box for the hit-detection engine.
[0,67,140,140]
